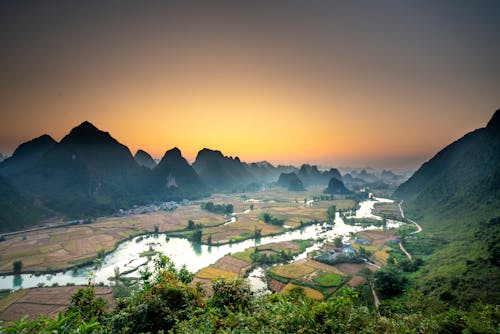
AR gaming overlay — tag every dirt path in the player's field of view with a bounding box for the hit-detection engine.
[398,201,422,260]
[371,282,381,308]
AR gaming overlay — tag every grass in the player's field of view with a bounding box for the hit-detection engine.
[314,272,343,287]
[230,249,254,263]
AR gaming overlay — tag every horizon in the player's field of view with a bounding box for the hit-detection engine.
[1,1,499,170]
[0,115,496,171]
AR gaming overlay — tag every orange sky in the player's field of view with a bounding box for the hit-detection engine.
[1,1,499,169]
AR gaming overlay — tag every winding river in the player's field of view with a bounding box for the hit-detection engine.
[0,197,397,290]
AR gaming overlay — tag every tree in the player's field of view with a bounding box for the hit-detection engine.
[190,229,202,243]
[187,220,195,230]
[13,260,22,274]
[327,205,337,222]
[225,204,234,214]
[207,235,212,246]
[374,268,407,299]
[254,227,262,239]
[154,224,159,234]
[334,236,343,248]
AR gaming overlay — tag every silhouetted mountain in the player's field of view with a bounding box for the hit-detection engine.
[0,153,4,163]
[193,148,255,191]
[297,164,341,186]
[134,149,157,169]
[11,121,152,217]
[0,176,51,232]
[154,148,207,195]
[276,172,305,191]
[0,134,56,177]
[324,177,350,195]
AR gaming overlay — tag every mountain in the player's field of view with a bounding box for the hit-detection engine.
[297,164,342,186]
[0,176,51,232]
[0,134,56,177]
[11,121,153,217]
[245,161,296,183]
[394,111,500,211]
[276,172,305,191]
[394,109,500,305]
[0,153,4,163]
[154,147,207,195]
[192,148,256,191]
[351,169,378,183]
[134,149,156,169]
[324,177,350,195]
[380,169,401,180]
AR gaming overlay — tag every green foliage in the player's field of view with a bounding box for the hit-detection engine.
[344,217,386,228]
[374,267,407,299]
[334,236,343,248]
[2,255,500,333]
[201,202,234,214]
[66,285,107,322]
[189,229,202,243]
[254,226,262,239]
[186,219,202,230]
[261,212,285,226]
[209,278,251,314]
[250,250,294,265]
[13,260,22,274]
[327,205,336,222]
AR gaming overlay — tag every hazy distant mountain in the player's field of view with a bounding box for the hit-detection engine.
[351,169,378,183]
[134,149,157,169]
[324,177,350,195]
[0,134,56,177]
[245,161,297,183]
[193,148,256,191]
[297,164,342,186]
[154,147,207,194]
[380,169,400,180]
[277,172,305,191]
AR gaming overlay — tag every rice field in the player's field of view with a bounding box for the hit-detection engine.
[281,283,324,300]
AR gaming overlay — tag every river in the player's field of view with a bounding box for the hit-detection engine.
[0,197,397,290]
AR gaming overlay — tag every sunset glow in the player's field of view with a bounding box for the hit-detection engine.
[1,1,498,168]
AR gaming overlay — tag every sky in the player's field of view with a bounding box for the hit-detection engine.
[1,1,499,170]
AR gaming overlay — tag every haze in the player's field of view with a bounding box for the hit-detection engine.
[1,1,499,169]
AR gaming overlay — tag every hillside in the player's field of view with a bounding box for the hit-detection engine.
[0,176,51,232]
[394,109,500,305]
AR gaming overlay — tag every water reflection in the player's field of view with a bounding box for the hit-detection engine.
[13,275,22,287]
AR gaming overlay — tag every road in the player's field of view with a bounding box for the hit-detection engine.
[398,200,422,260]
